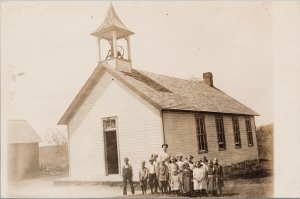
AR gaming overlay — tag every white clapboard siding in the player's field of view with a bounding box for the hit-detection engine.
[68,71,163,180]
[163,111,259,166]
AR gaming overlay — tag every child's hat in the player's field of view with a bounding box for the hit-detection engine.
[124,157,129,161]
[176,153,183,158]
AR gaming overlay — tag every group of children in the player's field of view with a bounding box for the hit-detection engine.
[122,144,224,197]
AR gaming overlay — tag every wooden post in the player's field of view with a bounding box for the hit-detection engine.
[126,36,131,60]
[112,31,117,58]
[97,37,101,62]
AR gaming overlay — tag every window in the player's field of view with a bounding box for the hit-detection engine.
[103,118,116,131]
[232,116,241,148]
[245,117,254,146]
[215,115,226,150]
[196,115,208,152]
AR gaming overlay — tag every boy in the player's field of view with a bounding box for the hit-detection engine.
[213,157,224,196]
[207,160,215,196]
[122,157,135,195]
[176,153,184,194]
[157,160,168,194]
[148,158,157,194]
[152,154,159,194]
[139,160,148,194]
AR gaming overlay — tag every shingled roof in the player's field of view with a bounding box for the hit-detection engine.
[58,63,258,125]
[91,4,133,39]
[7,120,42,144]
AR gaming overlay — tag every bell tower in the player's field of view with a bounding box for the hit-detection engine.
[91,4,134,73]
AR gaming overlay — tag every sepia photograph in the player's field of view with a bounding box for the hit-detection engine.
[1,1,299,198]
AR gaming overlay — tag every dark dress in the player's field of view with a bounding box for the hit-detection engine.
[182,168,193,193]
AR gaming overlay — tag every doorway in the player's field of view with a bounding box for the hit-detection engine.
[103,118,119,175]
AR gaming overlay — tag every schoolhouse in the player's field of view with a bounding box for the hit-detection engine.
[58,5,259,181]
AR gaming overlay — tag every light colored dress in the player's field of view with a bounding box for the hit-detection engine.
[171,174,181,191]
[201,162,208,189]
[193,167,205,190]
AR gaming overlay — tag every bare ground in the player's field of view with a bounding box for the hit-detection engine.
[6,173,273,198]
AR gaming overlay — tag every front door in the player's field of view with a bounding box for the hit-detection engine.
[105,130,119,174]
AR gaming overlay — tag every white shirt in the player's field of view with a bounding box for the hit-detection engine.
[148,164,156,174]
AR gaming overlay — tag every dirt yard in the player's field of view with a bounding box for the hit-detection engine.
[5,173,273,198]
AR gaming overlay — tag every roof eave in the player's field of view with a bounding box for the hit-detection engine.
[91,26,134,38]
[161,108,259,116]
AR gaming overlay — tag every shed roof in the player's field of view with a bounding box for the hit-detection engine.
[7,120,42,144]
[58,63,258,125]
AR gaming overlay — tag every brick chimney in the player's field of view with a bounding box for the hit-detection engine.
[203,72,213,87]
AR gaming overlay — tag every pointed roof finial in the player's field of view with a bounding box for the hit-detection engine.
[91,3,133,39]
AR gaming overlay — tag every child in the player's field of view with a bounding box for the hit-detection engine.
[185,155,194,170]
[176,153,184,194]
[193,161,206,197]
[152,154,159,194]
[207,160,216,196]
[213,157,224,196]
[148,158,157,194]
[171,170,181,196]
[157,160,168,194]
[201,156,209,195]
[139,160,148,194]
[169,157,179,194]
[122,157,135,195]
[182,162,193,196]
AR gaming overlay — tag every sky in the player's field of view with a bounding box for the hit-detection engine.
[1,1,273,143]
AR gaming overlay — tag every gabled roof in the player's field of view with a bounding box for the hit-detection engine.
[58,63,258,125]
[7,120,42,144]
[91,4,133,39]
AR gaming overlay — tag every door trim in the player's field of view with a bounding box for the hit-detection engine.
[102,116,120,176]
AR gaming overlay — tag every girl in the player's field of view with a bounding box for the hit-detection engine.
[171,170,181,196]
[193,161,206,197]
[182,162,193,196]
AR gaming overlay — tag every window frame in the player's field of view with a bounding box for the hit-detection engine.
[232,116,242,148]
[245,117,254,147]
[215,114,226,150]
[195,114,208,153]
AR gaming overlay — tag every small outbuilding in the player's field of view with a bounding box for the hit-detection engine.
[7,120,42,180]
